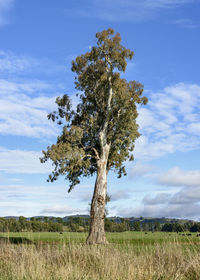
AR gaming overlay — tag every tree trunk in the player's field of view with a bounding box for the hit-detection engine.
[86,145,109,245]
[86,75,112,245]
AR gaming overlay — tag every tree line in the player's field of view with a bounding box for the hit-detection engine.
[0,217,63,232]
[161,222,200,233]
[1,216,200,233]
[105,219,200,233]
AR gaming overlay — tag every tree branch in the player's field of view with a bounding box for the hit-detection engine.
[92,147,100,160]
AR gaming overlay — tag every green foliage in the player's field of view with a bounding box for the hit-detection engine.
[55,217,63,224]
[19,216,27,230]
[40,28,147,191]
[48,222,63,232]
[190,223,200,232]
[64,216,89,232]
[161,223,185,232]
[133,221,141,231]
[154,222,161,232]
[1,216,195,233]
[105,218,130,232]
[0,217,63,233]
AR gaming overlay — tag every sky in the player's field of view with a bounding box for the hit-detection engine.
[0,0,200,220]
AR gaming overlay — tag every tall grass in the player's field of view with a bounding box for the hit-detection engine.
[0,240,200,280]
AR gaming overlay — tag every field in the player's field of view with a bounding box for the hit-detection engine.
[0,231,200,279]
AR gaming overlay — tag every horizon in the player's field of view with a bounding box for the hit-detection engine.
[1,215,195,222]
[0,0,200,220]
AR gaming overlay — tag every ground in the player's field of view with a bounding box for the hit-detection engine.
[0,232,200,279]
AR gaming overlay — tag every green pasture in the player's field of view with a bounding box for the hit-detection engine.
[1,231,200,249]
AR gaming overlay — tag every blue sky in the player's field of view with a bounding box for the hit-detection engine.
[0,0,200,220]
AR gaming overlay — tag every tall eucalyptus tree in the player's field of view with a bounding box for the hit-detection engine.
[41,29,147,244]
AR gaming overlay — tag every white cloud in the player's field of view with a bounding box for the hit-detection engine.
[110,191,130,201]
[117,166,200,219]
[143,188,200,206]
[0,147,51,174]
[0,50,67,76]
[170,186,200,204]
[0,50,37,73]
[0,79,51,93]
[66,0,196,22]
[0,0,14,27]
[114,165,200,219]
[129,162,154,178]
[0,182,95,216]
[40,205,85,215]
[141,186,200,219]
[157,167,200,187]
[0,50,79,160]
[172,18,199,29]
[134,83,200,161]
[187,122,200,135]
[117,201,200,220]
[0,184,57,196]
[0,201,39,208]
[143,193,172,205]
[0,79,62,138]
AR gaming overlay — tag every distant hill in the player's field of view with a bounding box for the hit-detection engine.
[4,216,20,220]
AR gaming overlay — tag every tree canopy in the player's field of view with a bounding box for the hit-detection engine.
[41,28,147,192]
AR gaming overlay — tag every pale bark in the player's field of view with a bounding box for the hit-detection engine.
[86,70,113,245]
[86,144,110,245]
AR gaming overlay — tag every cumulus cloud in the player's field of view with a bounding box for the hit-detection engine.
[110,191,131,201]
[170,186,200,205]
[143,192,172,205]
[0,0,14,27]
[129,162,154,178]
[117,167,200,219]
[0,50,73,149]
[0,66,79,138]
[142,188,200,207]
[140,167,200,219]
[0,79,61,138]
[0,147,51,174]
[40,205,84,215]
[134,83,200,161]
[157,167,200,187]
[0,183,86,216]
[1,51,200,162]
[117,201,200,220]
[65,0,195,22]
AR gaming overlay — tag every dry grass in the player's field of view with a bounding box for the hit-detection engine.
[0,241,200,280]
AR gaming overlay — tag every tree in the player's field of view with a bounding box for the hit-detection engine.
[19,216,27,231]
[31,221,43,232]
[41,28,147,244]
[133,221,141,231]
[56,217,63,224]
[154,222,161,232]
[190,223,200,232]
[161,223,184,232]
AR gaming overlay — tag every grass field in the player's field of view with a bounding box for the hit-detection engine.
[0,231,200,279]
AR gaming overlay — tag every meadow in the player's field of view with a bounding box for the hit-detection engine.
[0,231,200,279]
